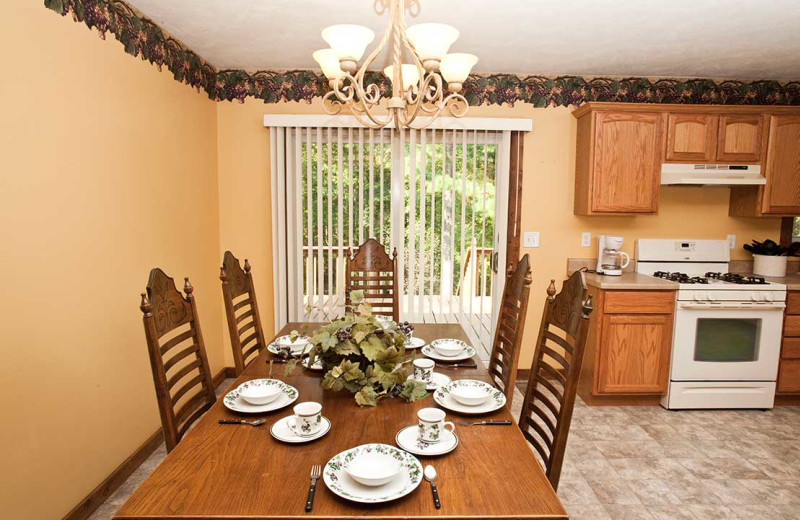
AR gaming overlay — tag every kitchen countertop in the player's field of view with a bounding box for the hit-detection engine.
[766,273,800,290]
[581,271,678,290]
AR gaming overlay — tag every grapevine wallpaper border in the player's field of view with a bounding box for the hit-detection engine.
[46,0,800,107]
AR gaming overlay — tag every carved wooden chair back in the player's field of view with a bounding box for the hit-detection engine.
[518,271,593,491]
[345,238,399,321]
[220,251,268,375]
[140,268,216,452]
[487,254,532,404]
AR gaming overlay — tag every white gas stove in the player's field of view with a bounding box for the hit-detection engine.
[636,239,786,410]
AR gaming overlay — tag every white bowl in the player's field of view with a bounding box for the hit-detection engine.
[432,339,466,357]
[450,385,491,406]
[239,383,282,405]
[346,452,402,487]
[275,335,309,354]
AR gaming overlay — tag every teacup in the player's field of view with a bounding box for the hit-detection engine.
[417,407,455,443]
[413,358,435,383]
[289,401,323,437]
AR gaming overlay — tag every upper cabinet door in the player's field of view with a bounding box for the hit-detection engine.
[716,114,764,162]
[665,113,718,162]
[592,112,663,214]
[762,115,800,215]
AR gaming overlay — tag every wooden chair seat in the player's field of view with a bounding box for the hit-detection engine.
[487,254,532,405]
[140,268,216,452]
[518,271,593,491]
[220,251,268,375]
[345,238,399,321]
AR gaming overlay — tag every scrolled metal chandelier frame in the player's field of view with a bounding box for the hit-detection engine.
[313,0,478,129]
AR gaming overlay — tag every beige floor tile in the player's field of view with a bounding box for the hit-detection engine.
[701,479,763,505]
[608,458,659,480]
[604,504,655,519]
[686,505,740,520]
[646,505,697,520]
[629,480,682,505]
[587,479,642,505]
[566,504,613,520]
[558,478,602,505]
[729,504,795,520]
[741,479,800,505]
[662,479,722,505]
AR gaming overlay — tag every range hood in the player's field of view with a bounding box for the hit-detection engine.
[661,164,766,186]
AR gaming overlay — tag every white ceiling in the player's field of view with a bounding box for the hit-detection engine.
[125,0,800,80]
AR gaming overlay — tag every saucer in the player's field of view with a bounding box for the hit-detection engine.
[404,337,426,349]
[407,372,451,391]
[270,415,331,443]
[395,425,458,456]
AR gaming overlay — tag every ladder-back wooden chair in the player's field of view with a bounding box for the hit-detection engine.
[518,271,593,491]
[345,238,399,321]
[140,268,216,452]
[220,251,268,375]
[487,254,533,405]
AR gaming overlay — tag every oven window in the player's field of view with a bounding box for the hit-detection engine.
[694,318,761,362]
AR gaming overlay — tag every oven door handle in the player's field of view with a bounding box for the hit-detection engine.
[679,302,786,310]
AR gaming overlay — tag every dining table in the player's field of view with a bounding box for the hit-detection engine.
[114,322,568,520]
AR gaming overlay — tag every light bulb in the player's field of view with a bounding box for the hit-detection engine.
[383,64,421,91]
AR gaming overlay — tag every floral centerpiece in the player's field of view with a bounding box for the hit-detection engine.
[285,290,427,406]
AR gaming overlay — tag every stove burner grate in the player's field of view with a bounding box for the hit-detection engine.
[704,272,768,285]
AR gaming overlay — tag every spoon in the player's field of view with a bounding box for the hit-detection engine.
[218,418,267,427]
[424,465,440,509]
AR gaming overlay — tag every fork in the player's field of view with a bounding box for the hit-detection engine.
[458,420,513,426]
[305,464,321,512]
[218,418,267,427]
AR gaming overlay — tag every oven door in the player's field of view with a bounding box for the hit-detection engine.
[671,302,784,381]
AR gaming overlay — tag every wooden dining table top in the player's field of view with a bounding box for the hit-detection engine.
[114,322,568,520]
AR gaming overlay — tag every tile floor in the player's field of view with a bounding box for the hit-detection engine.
[89,379,800,520]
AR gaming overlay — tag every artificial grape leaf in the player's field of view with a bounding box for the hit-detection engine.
[355,386,378,407]
[375,346,402,368]
[283,358,298,377]
[350,289,365,303]
[360,336,386,361]
[334,339,359,356]
[400,380,429,402]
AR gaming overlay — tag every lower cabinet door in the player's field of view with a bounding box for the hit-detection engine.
[777,359,800,394]
[596,314,672,394]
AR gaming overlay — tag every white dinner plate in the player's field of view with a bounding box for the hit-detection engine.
[270,415,331,443]
[421,344,476,362]
[433,379,506,415]
[395,425,459,456]
[267,342,311,358]
[223,379,298,414]
[323,443,423,504]
[404,337,426,349]
[407,372,451,391]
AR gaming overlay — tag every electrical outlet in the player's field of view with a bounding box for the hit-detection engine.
[581,232,592,247]
[727,234,736,249]
[523,231,540,248]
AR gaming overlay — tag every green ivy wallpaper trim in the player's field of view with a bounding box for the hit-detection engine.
[46,0,800,107]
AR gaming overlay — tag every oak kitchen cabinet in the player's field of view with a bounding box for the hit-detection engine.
[578,288,675,404]
[574,103,800,217]
[778,291,800,396]
[574,109,663,215]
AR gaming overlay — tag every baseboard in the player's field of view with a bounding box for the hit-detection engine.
[775,395,800,406]
[517,369,531,382]
[62,366,235,520]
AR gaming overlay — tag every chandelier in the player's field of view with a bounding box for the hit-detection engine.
[312,0,478,129]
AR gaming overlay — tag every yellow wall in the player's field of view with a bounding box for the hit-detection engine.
[0,3,221,519]
[215,99,781,370]
[0,4,786,518]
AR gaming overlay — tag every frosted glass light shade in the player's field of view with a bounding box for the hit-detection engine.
[312,49,343,80]
[321,24,375,62]
[407,23,459,62]
[440,53,478,84]
[383,64,420,91]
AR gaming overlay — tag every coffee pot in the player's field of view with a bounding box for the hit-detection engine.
[596,235,630,276]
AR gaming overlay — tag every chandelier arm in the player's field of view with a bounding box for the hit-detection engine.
[400,73,437,123]
[355,0,396,87]
[322,91,344,115]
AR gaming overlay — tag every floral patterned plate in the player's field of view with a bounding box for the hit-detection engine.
[433,379,506,415]
[323,443,423,504]
[270,415,331,444]
[223,379,298,414]
[406,372,452,391]
[421,343,476,362]
[395,425,458,456]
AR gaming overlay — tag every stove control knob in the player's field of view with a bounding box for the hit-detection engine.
[694,293,703,302]
[763,292,773,302]
[751,293,760,302]
[707,293,716,302]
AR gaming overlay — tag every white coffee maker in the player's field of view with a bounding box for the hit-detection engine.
[596,235,630,276]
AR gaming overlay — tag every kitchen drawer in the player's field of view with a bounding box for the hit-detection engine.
[786,292,800,315]
[777,360,800,394]
[784,315,800,337]
[782,338,800,359]
[603,291,675,314]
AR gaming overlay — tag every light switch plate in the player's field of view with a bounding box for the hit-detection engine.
[581,232,592,247]
[524,231,540,248]
[727,235,736,249]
